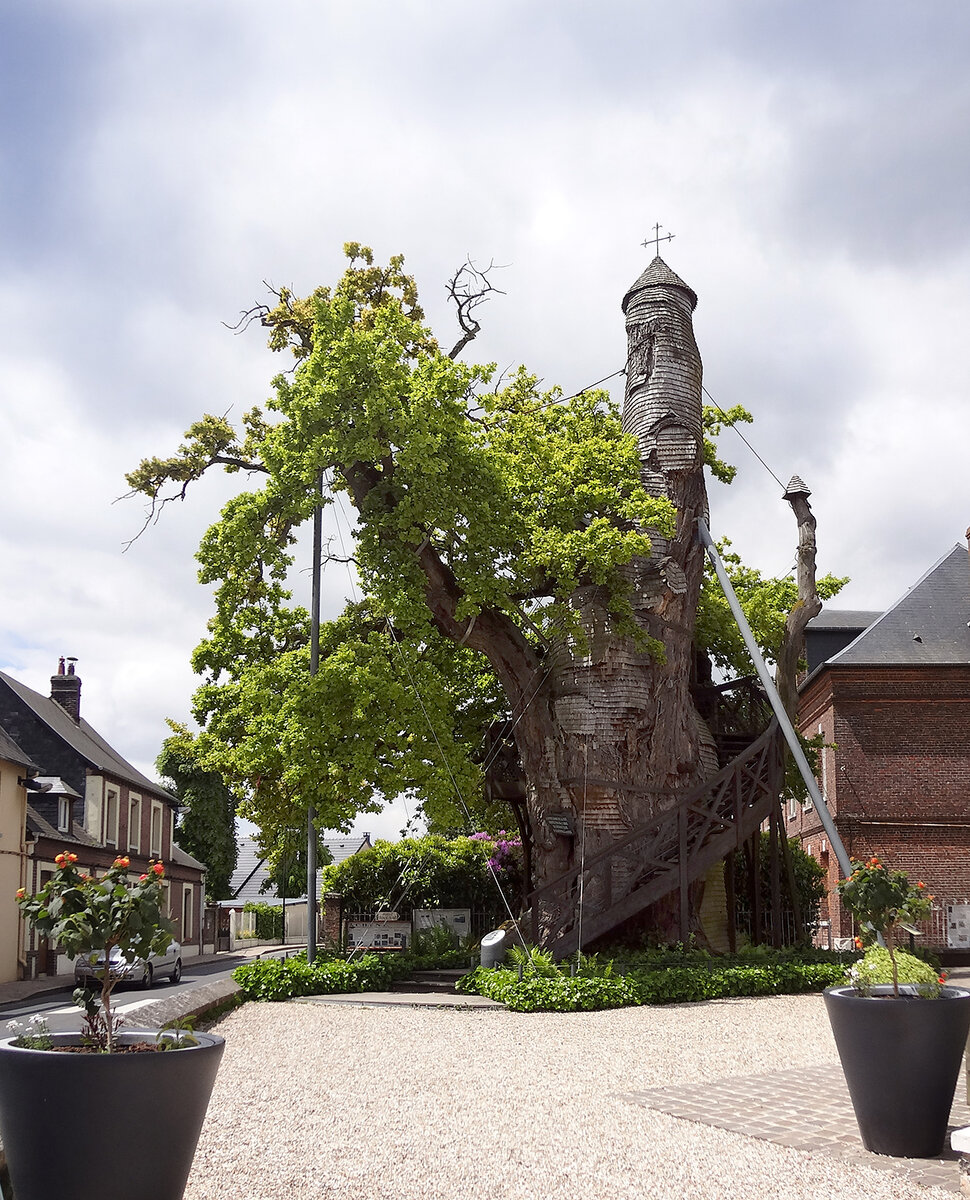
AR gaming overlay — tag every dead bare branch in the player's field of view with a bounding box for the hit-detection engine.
[223,301,272,336]
[447,257,507,359]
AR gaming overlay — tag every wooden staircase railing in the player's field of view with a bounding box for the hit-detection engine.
[526,720,785,957]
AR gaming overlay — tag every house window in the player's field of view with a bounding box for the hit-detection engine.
[182,885,194,944]
[104,788,119,847]
[128,795,141,853]
[57,796,71,833]
[89,792,102,843]
[150,802,163,857]
[788,795,797,821]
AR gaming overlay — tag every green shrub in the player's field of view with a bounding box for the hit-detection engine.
[458,958,848,1011]
[846,946,944,998]
[321,834,523,923]
[461,968,636,1012]
[232,952,396,1001]
[242,902,284,940]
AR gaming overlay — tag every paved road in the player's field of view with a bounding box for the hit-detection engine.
[0,954,269,1033]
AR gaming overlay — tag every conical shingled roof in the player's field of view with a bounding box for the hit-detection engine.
[622,256,697,314]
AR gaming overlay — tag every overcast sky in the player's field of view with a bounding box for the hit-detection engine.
[2,2,969,842]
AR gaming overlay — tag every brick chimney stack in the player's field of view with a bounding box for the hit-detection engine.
[51,656,81,722]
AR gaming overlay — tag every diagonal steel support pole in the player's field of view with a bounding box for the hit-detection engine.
[696,517,853,881]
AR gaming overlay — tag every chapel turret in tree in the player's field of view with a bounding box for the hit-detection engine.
[542,256,714,876]
[621,256,713,778]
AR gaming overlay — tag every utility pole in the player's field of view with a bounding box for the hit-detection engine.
[307,469,323,962]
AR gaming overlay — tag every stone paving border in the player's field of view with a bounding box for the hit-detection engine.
[293,990,504,1009]
[621,1062,970,1194]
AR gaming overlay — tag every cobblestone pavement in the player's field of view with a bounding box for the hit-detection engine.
[622,1062,970,1194]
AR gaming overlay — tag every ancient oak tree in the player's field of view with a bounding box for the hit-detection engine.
[128,246,840,940]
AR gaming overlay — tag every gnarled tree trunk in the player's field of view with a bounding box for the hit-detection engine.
[497,260,716,923]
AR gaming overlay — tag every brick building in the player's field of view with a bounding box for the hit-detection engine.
[0,660,206,977]
[791,544,970,950]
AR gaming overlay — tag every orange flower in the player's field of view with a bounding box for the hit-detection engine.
[939,975,948,985]
[854,936,863,950]
[113,856,130,869]
[15,888,25,899]
[138,874,148,882]
[917,881,926,889]
[151,862,165,877]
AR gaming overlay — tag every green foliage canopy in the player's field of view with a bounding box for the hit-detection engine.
[157,725,240,900]
[129,246,845,842]
[321,834,523,921]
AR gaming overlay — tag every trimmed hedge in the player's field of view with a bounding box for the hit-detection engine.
[457,960,848,1011]
[232,953,396,1001]
[232,950,850,1010]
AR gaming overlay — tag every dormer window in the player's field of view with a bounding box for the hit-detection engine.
[57,796,71,833]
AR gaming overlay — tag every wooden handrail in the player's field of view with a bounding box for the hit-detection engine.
[527,719,784,955]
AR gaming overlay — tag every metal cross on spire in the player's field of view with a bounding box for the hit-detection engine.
[641,223,675,256]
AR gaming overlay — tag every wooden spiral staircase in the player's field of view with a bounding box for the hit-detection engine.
[527,679,786,957]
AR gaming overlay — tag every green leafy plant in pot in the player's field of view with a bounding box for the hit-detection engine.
[824,855,970,1158]
[836,855,937,995]
[2,851,226,1200]
[17,850,174,1050]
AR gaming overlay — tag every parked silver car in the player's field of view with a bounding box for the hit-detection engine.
[73,940,182,988]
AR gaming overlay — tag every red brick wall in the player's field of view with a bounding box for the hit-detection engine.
[797,665,970,943]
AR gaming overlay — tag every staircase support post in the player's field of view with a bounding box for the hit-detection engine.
[678,807,689,943]
[769,805,783,948]
[724,850,737,954]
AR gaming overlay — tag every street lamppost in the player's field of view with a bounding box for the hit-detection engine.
[306,469,323,962]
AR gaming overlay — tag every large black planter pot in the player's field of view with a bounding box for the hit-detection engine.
[824,984,970,1158]
[0,1029,225,1200]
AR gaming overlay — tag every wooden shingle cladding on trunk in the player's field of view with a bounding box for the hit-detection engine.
[515,256,716,934]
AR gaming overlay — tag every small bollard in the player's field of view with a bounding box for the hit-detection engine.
[480,929,507,969]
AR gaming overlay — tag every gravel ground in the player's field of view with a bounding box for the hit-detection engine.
[184,995,956,1200]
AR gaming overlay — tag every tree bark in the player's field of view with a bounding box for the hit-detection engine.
[775,479,822,719]
[507,259,717,901]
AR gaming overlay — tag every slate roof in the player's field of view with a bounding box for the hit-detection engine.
[32,776,82,799]
[0,724,35,770]
[0,670,173,802]
[172,843,207,872]
[825,545,970,667]
[26,802,101,848]
[806,610,882,632]
[228,833,373,904]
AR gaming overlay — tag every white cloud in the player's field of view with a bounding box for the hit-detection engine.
[4,0,970,834]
